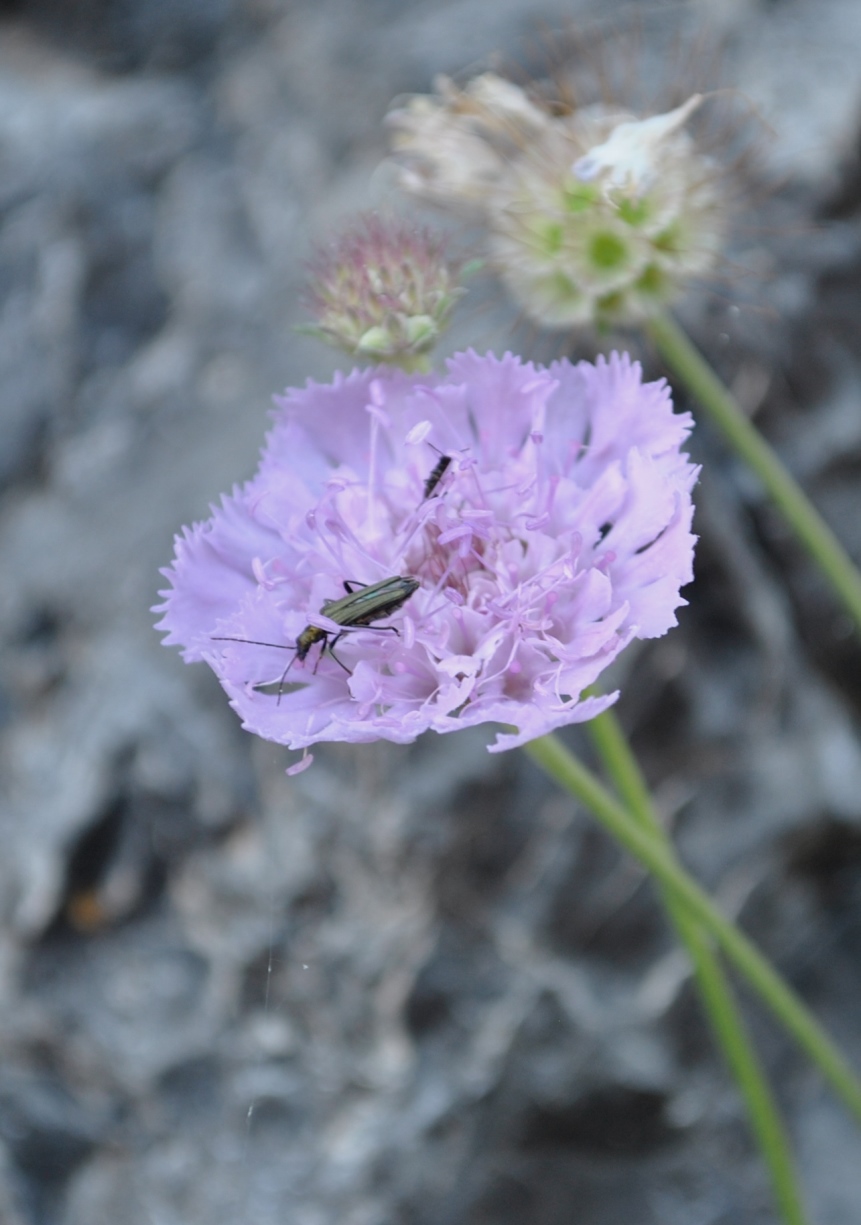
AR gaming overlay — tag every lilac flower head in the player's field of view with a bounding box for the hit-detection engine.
[156,352,697,765]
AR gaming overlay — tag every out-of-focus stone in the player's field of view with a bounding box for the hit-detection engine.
[1,2,861,1223]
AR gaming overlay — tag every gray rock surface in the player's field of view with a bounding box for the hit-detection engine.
[1,1,861,1221]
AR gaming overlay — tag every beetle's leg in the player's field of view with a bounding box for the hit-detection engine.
[311,633,333,675]
[320,624,402,676]
[325,631,353,675]
[276,652,300,704]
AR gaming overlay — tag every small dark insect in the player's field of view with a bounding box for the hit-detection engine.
[213,575,420,699]
[423,452,453,500]
[423,443,458,499]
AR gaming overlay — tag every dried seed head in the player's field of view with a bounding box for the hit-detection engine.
[387,74,726,329]
[387,73,550,207]
[303,214,465,369]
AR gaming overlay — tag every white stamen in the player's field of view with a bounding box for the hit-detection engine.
[405,420,433,445]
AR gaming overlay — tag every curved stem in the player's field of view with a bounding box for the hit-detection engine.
[586,710,807,1225]
[524,731,861,1125]
[646,310,861,638]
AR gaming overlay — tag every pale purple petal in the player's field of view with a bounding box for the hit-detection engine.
[155,489,283,662]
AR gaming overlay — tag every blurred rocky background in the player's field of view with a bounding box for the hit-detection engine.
[1,0,861,1221]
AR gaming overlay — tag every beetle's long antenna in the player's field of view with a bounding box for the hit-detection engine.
[211,636,293,650]
[211,635,300,703]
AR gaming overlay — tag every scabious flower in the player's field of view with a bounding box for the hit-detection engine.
[155,351,697,768]
[387,74,724,328]
[303,214,465,370]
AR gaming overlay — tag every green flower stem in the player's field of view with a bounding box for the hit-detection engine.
[586,709,807,1225]
[524,731,861,1125]
[646,310,861,637]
